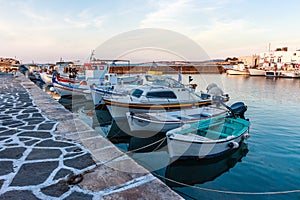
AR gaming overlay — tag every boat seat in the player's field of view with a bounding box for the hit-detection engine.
[186,133,213,141]
[222,122,245,133]
[205,129,229,139]
[197,120,224,130]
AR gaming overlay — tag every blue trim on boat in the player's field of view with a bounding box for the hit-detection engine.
[53,78,85,90]
[91,87,124,96]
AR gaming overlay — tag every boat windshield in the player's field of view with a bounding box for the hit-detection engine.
[145,75,185,88]
[146,91,177,99]
[131,89,143,98]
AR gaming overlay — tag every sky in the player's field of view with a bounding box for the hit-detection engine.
[1,0,300,63]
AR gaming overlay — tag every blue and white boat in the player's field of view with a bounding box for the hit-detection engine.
[51,62,108,98]
[126,106,228,135]
[166,102,250,160]
[52,78,90,98]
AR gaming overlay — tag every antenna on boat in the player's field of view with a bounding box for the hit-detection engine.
[178,65,182,83]
[89,50,95,62]
[127,59,131,76]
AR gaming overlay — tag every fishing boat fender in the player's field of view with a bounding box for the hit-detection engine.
[228,141,239,149]
[243,132,251,139]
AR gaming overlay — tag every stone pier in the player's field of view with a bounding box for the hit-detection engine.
[0,74,182,199]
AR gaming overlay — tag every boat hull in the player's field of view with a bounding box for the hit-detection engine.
[90,86,118,106]
[126,113,182,134]
[126,107,227,134]
[39,72,53,85]
[106,99,212,120]
[280,71,300,78]
[167,131,247,160]
[226,69,250,75]
[248,68,266,76]
[53,82,90,98]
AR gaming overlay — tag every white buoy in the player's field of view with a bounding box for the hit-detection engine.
[49,87,55,92]
[228,141,239,149]
[243,133,250,139]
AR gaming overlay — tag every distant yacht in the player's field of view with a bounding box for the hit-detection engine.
[248,67,267,76]
[226,62,250,75]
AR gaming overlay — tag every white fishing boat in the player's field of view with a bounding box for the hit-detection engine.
[39,72,54,84]
[166,102,250,160]
[91,74,173,107]
[226,69,250,75]
[248,68,266,76]
[126,106,228,136]
[105,87,197,120]
[39,61,83,85]
[52,62,109,98]
[226,62,250,75]
[90,74,143,106]
[52,79,90,98]
[280,70,300,78]
[104,77,229,120]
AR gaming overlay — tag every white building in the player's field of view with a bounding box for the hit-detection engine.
[238,55,260,67]
[259,47,300,65]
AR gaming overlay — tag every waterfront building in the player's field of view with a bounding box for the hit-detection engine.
[259,47,300,65]
[238,55,260,67]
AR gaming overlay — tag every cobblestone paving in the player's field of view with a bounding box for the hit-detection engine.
[0,77,97,199]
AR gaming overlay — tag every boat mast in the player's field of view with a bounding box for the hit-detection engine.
[89,50,95,62]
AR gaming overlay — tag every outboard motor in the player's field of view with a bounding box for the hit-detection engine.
[230,102,247,119]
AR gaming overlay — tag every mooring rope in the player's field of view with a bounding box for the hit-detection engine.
[153,172,300,195]
[126,137,166,154]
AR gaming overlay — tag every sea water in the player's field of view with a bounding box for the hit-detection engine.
[56,74,300,200]
[159,74,300,200]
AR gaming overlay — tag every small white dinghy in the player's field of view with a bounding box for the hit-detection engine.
[166,102,250,160]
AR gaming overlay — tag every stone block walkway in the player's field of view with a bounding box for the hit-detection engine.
[0,74,182,199]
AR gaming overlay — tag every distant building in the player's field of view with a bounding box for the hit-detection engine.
[0,58,19,65]
[238,55,260,67]
[259,47,300,64]
[0,58,20,72]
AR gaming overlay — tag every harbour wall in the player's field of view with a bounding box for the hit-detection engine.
[109,65,223,74]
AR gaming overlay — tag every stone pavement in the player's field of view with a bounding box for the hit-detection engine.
[0,74,182,199]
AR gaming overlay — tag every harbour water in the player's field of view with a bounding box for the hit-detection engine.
[162,74,300,199]
[40,74,300,200]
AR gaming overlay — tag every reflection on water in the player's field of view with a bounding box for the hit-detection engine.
[128,133,167,153]
[164,143,248,188]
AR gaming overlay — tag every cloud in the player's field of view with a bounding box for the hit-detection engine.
[139,0,231,29]
[20,9,48,22]
[140,0,200,30]
[63,9,105,29]
[138,0,278,58]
